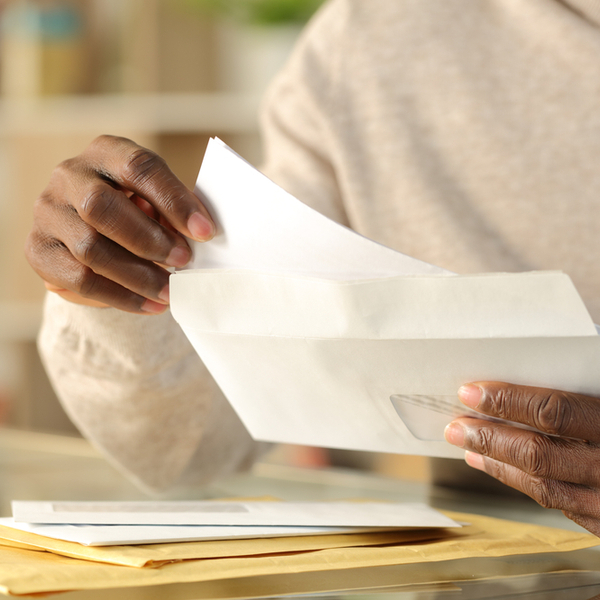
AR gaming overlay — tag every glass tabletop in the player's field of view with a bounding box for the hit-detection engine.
[1,428,600,600]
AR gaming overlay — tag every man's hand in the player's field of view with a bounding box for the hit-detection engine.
[445,382,600,536]
[25,135,215,314]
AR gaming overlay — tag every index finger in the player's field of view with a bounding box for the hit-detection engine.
[83,135,214,242]
[458,381,600,443]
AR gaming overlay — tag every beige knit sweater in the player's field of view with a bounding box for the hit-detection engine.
[39,0,600,492]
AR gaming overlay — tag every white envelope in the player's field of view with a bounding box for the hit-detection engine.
[0,517,421,547]
[170,138,600,458]
[10,501,461,529]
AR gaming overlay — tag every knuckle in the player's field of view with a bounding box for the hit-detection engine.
[51,157,78,181]
[79,185,116,223]
[90,134,129,152]
[122,147,165,188]
[130,266,165,294]
[71,264,100,298]
[521,436,553,477]
[159,189,185,214]
[534,392,573,435]
[24,230,43,266]
[34,189,54,213]
[484,387,512,420]
[471,426,496,456]
[91,133,116,147]
[24,230,62,272]
[143,223,170,254]
[72,230,111,269]
[38,160,80,208]
[529,477,558,509]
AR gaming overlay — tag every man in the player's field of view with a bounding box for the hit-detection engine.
[26,0,600,535]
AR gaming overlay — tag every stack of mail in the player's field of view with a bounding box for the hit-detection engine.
[170,138,600,460]
[0,499,598,597]
[5,499,461,546]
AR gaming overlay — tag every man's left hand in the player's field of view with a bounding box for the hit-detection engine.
[445,382,600,536]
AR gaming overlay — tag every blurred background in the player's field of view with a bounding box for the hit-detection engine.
[0,0,428,484]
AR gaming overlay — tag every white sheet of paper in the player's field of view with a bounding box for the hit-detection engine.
[170,138,600,458]
[0,517,419,547]
[11,501,461,529]
[187,139,448,279]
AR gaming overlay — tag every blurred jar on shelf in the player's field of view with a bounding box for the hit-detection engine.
[1,0,88,97]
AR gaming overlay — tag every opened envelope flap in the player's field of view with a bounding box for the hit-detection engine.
[171,269,596,340]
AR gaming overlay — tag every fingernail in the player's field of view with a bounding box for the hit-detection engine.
[141,299,167,314]
[158,284,169,304]
[188,212,214,241]
[465,451,485,471]
[458,384,482,408]
[165,245,191,268]
[444,423,465,447]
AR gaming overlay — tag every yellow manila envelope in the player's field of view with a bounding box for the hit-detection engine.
[0,526,446,568]
[0,512,598,596]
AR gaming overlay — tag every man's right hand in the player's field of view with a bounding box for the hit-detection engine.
[25,135,215,314]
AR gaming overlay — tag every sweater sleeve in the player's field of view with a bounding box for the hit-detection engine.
[38,292,264,493]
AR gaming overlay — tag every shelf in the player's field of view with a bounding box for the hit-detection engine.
[0,93,262,137]
[0,427,95,457]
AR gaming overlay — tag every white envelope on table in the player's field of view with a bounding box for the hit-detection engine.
[10,500,460,529]
[170,138,600,459]
[0,516,391,546]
